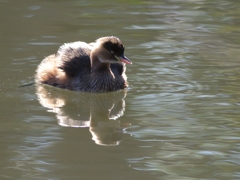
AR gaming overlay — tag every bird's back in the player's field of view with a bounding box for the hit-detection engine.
[35,41,93,89]
[57,41,93,77]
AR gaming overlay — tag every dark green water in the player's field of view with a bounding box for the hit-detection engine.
[1,0,240,179]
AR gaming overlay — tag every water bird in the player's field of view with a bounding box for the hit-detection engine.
[35,36,132,92]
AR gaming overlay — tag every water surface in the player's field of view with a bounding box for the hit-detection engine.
[1,0,240,179]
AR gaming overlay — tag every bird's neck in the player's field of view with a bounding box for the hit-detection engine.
[90,50,111,73]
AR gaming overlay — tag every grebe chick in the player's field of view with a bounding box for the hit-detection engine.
[35,36,132,92]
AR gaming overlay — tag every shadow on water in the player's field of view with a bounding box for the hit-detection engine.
[35,84,131,146]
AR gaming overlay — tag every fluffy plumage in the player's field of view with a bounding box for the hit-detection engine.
[35,36,132,92]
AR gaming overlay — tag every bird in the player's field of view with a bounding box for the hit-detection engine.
[35,36,132,92]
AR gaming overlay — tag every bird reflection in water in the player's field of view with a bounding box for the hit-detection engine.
[35,84,131,146]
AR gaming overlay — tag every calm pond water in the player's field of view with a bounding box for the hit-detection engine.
[1,0,240,179]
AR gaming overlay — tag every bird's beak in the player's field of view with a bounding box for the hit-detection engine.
[118,55,132,64]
